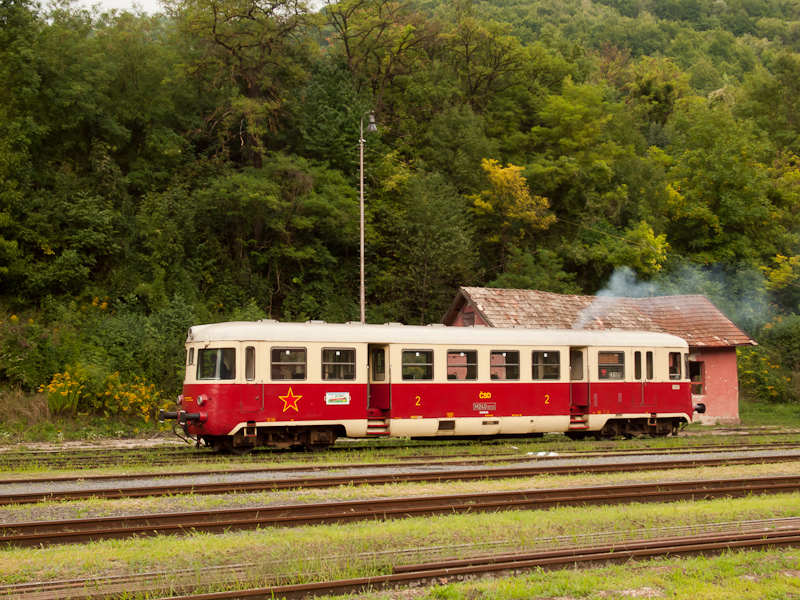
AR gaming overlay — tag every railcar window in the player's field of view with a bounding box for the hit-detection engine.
[447,350,477,380]
[402,350,433,380]
[490,351,519,380]
[598,351,624,380]
[245,346,255,381]
[322,348,356,380]
[634,351,642,380]
[372,349,386,381]
[271,348,306,380]
[187,348,195,366]
[197,348,236,380]
[570,351,584,380]
[669,352,682,380]
[532,351,559,380]
[646,351,654,380]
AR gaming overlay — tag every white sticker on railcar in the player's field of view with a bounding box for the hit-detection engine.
[325,392,351,405]
[672,385,680,390]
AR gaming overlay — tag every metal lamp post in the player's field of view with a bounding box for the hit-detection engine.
[359,110,378,324]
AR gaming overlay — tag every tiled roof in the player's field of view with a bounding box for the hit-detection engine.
[446,287,755,347]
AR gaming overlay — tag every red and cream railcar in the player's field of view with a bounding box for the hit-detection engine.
[160,321,704,452]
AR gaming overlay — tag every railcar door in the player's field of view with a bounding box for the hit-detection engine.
[240,343,264,412]
[368,344,391,410]
[633,349,656,408]
[569,348,590,410]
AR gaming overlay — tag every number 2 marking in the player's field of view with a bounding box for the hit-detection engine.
[415,396,421,406]
[544,394,550,405]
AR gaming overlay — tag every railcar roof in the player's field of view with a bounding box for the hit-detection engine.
[187,321,689,348]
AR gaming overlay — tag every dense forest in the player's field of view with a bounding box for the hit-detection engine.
[3,0,800,418]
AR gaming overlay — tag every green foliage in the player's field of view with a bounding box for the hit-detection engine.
[5,0,800,398]
[0,314,61,391]
[487,247,580,293]
[737,345,797,404]
[40,367,171,420]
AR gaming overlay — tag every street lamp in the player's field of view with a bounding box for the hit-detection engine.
[359,110,378,324]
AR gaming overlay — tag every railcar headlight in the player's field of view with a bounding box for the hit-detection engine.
[177,394,184,407]
[197,394,207,406]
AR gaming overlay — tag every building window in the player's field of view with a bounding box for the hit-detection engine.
[669,352,682,380]
[271,348,306,380]
[690,361,705,395]
[245,346,255,381]
[403,350,433,380]
[197,348,236,380]
[462,312,475,326]
[322,348,356,380]
[532,351,560,380]
[598,351,624,380]
[490,350,519,380]
[447,350,477,380]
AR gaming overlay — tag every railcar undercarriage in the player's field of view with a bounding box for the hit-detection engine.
[202,426,342,454]
[565,416,686,440]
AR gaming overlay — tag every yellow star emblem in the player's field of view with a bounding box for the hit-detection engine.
[280,387,302,412]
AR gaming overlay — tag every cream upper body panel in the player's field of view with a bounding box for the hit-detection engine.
[187,321,689,349]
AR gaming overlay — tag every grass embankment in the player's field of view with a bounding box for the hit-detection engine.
[1,492,799,597]
[2,453,800,595]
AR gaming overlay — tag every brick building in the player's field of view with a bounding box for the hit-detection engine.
[442,287,757,424]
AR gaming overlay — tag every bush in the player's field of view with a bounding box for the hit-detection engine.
[0,315,61,391]
[39,371,83,415]
[737,345,798,404]
[40,368,171,422]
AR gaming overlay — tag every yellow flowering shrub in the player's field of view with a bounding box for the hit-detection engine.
[93,373,169,422]
[39,371,84,415]
[41,369,171,422]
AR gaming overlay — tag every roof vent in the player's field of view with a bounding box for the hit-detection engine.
[385,322,404,326]
[306,320,326,324]
[258,319,278,323]
[427,323,446,327]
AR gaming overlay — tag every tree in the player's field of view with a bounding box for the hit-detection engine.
[373,173,476,324]
[324,0,437,115]
[165,0,320,166]
[470,158,555,274]
[663,97,796,265]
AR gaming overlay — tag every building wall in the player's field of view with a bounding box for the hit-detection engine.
[450,305,488,327]
[689,346,740,425]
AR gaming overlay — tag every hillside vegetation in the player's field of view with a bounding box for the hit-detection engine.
[2,0,800,420]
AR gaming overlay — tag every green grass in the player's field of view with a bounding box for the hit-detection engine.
[1,493,799,595]
[382,550,800,600]
[739,399,800,428]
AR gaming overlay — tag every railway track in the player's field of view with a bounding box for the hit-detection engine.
[3,437,800,470]
[3,445,800,489]
[3,475,800,547]
[2,451,800,505]
[4,519,800,600]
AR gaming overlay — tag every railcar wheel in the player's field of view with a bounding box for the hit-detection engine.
[222,439,255,455]
[303,442,332,452]
[209,436,255,455]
